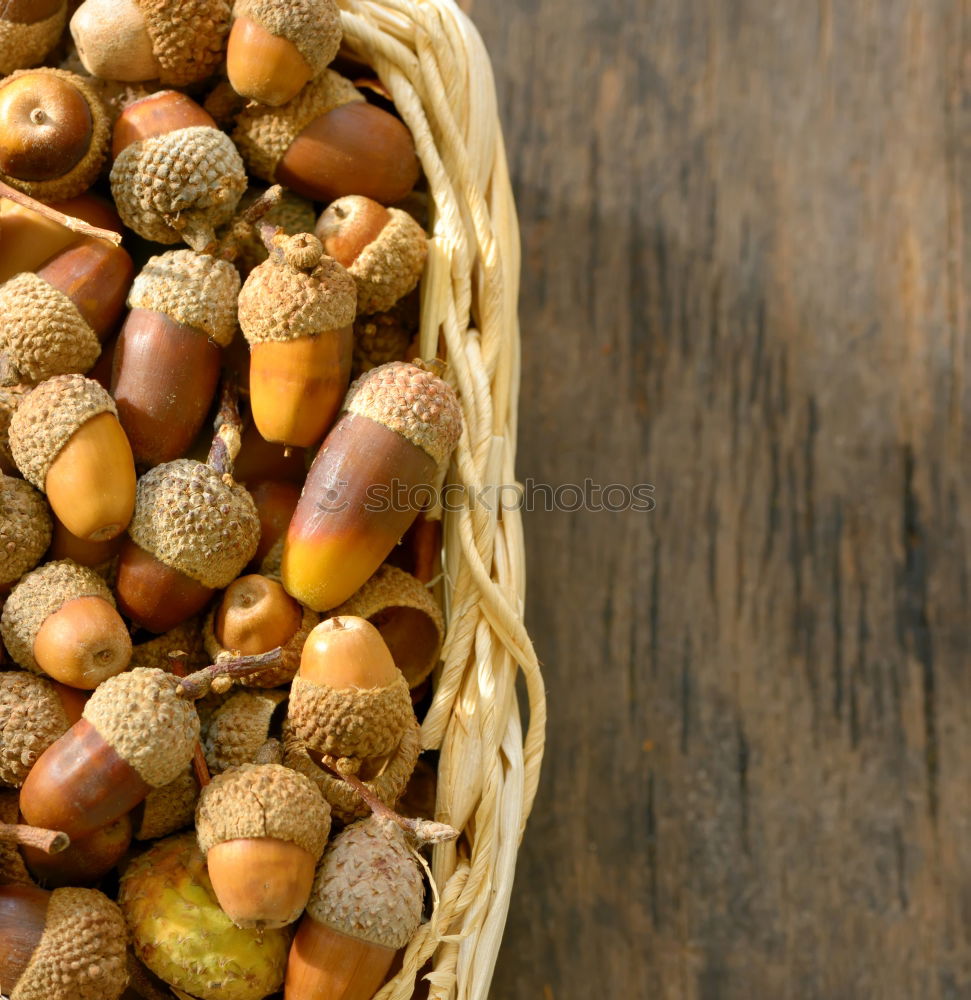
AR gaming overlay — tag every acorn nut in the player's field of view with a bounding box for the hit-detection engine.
[0,0,67,77]
[19,812,132,888]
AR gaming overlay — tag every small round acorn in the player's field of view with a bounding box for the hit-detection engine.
[202,688,287,774]
[285,816,424,1000]
[0,0,67,77]
[0,68,109,201]
[0,884,129,1000]
[0,475,51,589]
[196,762,331,929]
[9,374,136,541]
[0,671,70,788]
[316,195,428,315]
[1,559,131,688]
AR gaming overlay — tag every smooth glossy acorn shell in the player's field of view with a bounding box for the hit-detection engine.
[299,616,399,690]
[277,101,420,205]
[111,308,222,468]
[0,883,49,992]
[215,574,303,656]
[234,421,307,485]
[20,811,132,888]
[226,16,313,107]
[47,515,124,567]
[248,480,302,568]
[111,90,216,160]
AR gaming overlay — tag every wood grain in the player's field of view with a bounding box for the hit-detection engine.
[465,0,971,996]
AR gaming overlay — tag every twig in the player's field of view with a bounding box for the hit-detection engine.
[168,655,211,787]
[0,823,69,854]
[0,179,121,246]
[217,185,285,261]
[207,376,243,478]
[176,647,285,700]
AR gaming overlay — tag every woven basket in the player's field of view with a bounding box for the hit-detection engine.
[335,1,546,997]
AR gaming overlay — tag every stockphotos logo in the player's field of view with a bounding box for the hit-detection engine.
[315,479,656,514]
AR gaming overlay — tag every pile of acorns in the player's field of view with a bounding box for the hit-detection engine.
[0,1,463,998]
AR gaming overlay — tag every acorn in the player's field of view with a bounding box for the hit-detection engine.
[331,565,444,689]
[196,762,331,929]
[247,479,302,567]
[9,374,136,540]
[47,513,124,570]
[0,0,66,76]
[228,185,317,276]
[0,382,26,474]
[0,68,109,201]
[233,69,420,205]
[1,559,131,688]
[233,420,307,485]
[316,195,427,315]
[227,0,341,107]
[19,667,200,840]
[0,475,51,589]
[285,817,424,1000]
[112,249,241,466]
[132,766,199,841]
[204,574,316,688]
[71,0,231,86]
[0,884,129,1000]
[119,831,290,1000]
[238,231,356,449]
[20,811,132,888]
[281,361,462,611]
[202,688,287,774]
[351,310,413,378]
[0,671,70,788]
[110,91,247,251]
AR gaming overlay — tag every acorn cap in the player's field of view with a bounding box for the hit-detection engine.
[352,310,412,377]
[283,717,421,824]
[1,559,114,673]
[234,0,341,77]
[128,250,241,348]
[128,617,208,672]
[128,458,260,590]
[82,667,200,788]
[202,688,286,774]
[0,272,101,386]
[0,68,110,202]
[331,564,444,688]
[12,886,128,1000]
[230,187,316,274]
[344,360,462,466]
[9,374,117,492]
[110,126,247,251]
[134,767,199,841]
[196,761,330,859]
[0,6,66,77]
[0,476,51,587]
[0,670,69,787]
[305,816,423,950]
[232,69,363,183]
[0,788,33,884]
[0,383,27,473]
[203,602,317,689]
[237,233,356,346]
[288,670,413,760]
[137,0,231,86]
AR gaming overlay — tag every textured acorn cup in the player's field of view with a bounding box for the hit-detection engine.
[0,0,66,77]
[0,884,129,1000]
[0,68,109,201]
[196,762,331,929]
[316,195,428,315]
[71,0,231,86]
[238,232,356,449]
[202,688,287,774]
[0,476,50,587]
[20,811,132,887]
[0,789,33,885]
[288,616,414,761]
[116,458,261,632]
[120,831,290,1000]
[19,667,200,840]
[285,817,424,1000]
[112,249,240,467]
[282,361,462,611]
[0,671,69,788]
[1,559,130,687]
[133,766,199,840]
[111,89,218,160]
[9,375,136,540]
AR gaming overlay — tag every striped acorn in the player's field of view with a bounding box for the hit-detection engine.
[0,475,50,589]
[0,0,66,76]
[281,360,461,611]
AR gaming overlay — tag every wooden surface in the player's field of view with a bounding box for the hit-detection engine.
[468,1,971,997]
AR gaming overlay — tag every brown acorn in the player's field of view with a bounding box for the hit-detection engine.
[233,420,307,485]
[0,475,51,588]
[112,249,241,467]
[247,479,302,568]
[196,762,331,929]
[233,70,420,205]
[132,766,199,841]
[47,513,124,569]
[281,361,461,611]
[1,559,131,688]
[238,231,356,449]
[285,817,424,1000]
[0,884,129,1000]
[0,68,109,201]
[316,195,427,315]
[20,811,132,888]
[110,91,247,251]
[71,0,231,86]
[227,0,341,107]
[19,667,200,840]
[9,374,136,540]
[0,0,66,76]
[0,671,70,788]
[201,688,287,774]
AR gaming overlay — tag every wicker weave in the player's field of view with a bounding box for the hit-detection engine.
[336,1,546,997]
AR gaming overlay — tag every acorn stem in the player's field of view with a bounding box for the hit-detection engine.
[176,646,286,700]
[217,184,284,262]
[0,823,70,854]
[0,178,121,246]
[207,378,243,478]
